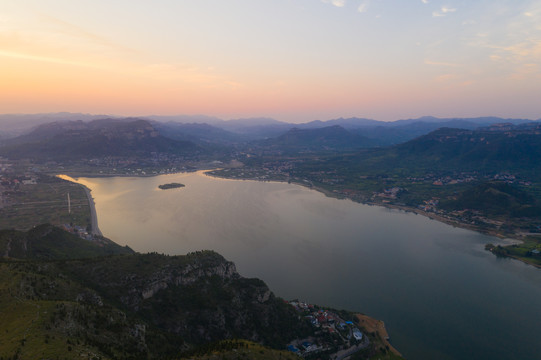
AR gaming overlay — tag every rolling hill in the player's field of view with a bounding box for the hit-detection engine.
[256,125,380,153]
[394,124,541,173]
[293,122,541,177]
[439,181,541,218]
[0,119,199,160]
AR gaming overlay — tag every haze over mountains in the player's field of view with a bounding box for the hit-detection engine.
[0,112,538,147]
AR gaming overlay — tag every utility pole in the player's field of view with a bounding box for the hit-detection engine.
[67,192,71,214]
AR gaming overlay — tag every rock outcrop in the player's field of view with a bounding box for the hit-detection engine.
[58,251,309,347]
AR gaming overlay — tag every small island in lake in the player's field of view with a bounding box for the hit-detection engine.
[158,182,185,190]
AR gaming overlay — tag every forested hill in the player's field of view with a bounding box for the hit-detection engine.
[0,223,133,260]
[314,123,541,177]
[391,124,541,173]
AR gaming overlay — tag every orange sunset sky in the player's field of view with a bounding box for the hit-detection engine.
[1,0,540,122]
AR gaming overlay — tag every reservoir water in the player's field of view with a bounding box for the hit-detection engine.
[72,172,541,360]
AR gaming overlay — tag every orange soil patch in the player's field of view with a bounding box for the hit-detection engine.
[356,313,402,357]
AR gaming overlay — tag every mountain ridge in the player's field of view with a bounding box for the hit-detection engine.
[2,112,538,142]
[0,118,199,160]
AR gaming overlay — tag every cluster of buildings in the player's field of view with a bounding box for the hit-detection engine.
[61,224,94,241]
[406,172,532,187]
[287,301,367,358]
[492,173,533,186]
[418,199,439,212]
[407,173,477,186]
[374,187,403,200]
[0,163,38,209]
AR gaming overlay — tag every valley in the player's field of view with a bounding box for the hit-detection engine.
[2,114,541,359]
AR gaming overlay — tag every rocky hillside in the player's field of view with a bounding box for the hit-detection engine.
[59,251,308,347]
[0,227,311,359]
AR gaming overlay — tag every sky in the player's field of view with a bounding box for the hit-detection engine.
[1,0,540,123]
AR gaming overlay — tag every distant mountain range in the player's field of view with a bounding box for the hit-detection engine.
[1,113,539,161]
[255,125,379,152]
[156,115,536,145]
[290,122,541,180]
[1,112,538,143]
[153,121,249,145]
[0,112,114,138]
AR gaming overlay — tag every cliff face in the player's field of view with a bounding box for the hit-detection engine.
[62,251,239,310]
[138,258,239,301]
[59,251,304,346]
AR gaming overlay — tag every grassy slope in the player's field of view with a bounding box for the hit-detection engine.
[487,236,541,267]
[180,339,300,360]
[0,262,108,359]
[0,258,199,359]
[0,224,133,260]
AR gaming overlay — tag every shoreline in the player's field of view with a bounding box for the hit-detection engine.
[505,253,541,269]
[306,183,521,244]
[204,171,541,269]
[355,313,402,357]
[205,171,522,242]
[63,169,538,268]
[57,174,102,237]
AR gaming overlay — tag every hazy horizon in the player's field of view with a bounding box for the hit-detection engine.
[1,111,540,127]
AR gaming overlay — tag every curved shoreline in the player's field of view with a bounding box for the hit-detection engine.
[204,171,519,241]
[204,171,541,270]
[82,185,102,237]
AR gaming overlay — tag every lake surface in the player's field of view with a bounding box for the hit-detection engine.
[72,172,541,360]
